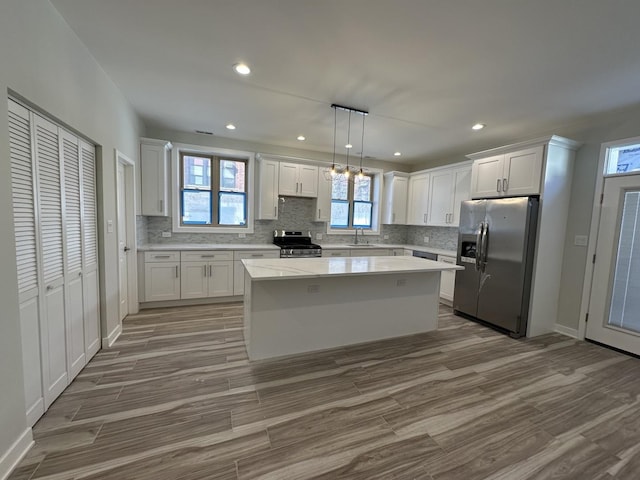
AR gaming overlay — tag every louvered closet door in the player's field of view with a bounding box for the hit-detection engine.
[80,139,100,357]
[34,114,68,408]
[61,130,86,379]
[8,99,44,426]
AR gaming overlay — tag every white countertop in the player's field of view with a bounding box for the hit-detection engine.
[137,243,457,257]
[138,243,280,251]
[242,256,463,281]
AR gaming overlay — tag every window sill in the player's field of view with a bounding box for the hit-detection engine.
[326,228,379,236]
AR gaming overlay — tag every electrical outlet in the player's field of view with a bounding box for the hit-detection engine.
[307,284,320,293]
[315,233,322,240]
[396,278,407,287]
[238,233,246,239]
[161,231,171,238]
[424,236,430,243]
[383,234,389,240]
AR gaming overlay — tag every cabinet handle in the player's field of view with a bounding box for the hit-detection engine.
[392,212,396,223]
[295,182,299,193]
[154,255,171,258]
[251,254,264,257]
[503,178,508,192]
[203,265,207,277]
[496,179,501,192]
[175,266,179,278]
[209,265,212,277]
[300,182,302,193]
[424,213,427,224]
[201,255,215,258]
[159,199,163,212]
[274,205,277,217]
[318,208,321,218]
[78,271,82,277]
[331,253,341,256]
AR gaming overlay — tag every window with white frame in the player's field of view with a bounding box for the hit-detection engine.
[606,142,640,175]
[330,173,374,229]
[179,152,248,227]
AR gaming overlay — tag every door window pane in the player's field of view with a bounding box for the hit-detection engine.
[218,192,246,225]
[609,190,640,333]
[330,200,349,228]
[606,144,640,174]
[182,190,212,224]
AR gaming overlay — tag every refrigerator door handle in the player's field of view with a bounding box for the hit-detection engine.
[481,222,489,265]
[475,222,483,271]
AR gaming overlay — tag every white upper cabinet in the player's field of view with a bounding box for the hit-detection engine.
[406,172,430,225]
[382,171,409,225]
[278,162,318,197]
[470,146,544,198]
[140,138,171,216]
[427,163,471,227]
[315,173,332,222]
[256,156,279,220]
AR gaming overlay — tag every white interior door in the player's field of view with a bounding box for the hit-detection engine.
[587,174,640,355]
[117,162,129,321]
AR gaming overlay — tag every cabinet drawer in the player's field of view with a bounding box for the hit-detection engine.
[322,249,351,257]
[438,255,457,264]
[181,250,233,262]
[234,250,280,261]
[350,249,390,257]
[144,251,180,263]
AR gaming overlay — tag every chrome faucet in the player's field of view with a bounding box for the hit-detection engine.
[354,228,364,244]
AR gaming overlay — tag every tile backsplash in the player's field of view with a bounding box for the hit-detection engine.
[140,196,458,251]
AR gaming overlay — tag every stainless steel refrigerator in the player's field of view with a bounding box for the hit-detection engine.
[453,197,539,337]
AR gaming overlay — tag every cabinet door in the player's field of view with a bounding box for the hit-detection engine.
[392,249,405,256]
[140,142,168,216]
[427,169,454,226]
[315,175,332,222]
[438,256,457,303]
[470,155,503,199]
[80,140,100,359]
[503,145,544,196]
[180,261,208,299]
[406,173,430,225]
[298,165,318,197]
[257,159,278,220]
[144,262,180,301]
[451,166,472,226]
[391,176,409,224]
[208,261,234,297]
[278,162,299,196]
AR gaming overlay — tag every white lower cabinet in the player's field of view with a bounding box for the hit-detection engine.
[180,260,234,299]
[145,262,181,301]
[392,248,405,256]
[233,250,280,295]
[438,255,457,304]
[208,262,234,297]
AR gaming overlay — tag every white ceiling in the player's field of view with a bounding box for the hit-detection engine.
[51,0,640,165]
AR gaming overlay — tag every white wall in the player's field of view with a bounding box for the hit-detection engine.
[0,0,142,472]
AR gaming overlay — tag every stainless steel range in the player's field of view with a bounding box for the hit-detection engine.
[273,231,322,258]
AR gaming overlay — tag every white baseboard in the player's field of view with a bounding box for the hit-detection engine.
[102,323,122,349]
[0,428,33,480]
[555,324,579,339]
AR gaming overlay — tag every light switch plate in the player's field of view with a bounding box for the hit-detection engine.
[161,231,171,238]
[424,236,430,243]
[315,233,322,240]
[238,233,246,238]
[107,220,114,233]
[574,235,588,246]
[384,234,389,240]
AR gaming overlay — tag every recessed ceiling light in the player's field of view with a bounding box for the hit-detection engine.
[394,152,402,156]
[297,135,305,141]
[472,123,485,131]
[345,143,353,149]
[233,63,251,75]
[226,124,236,130]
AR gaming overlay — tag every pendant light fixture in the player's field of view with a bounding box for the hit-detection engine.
[330,103,368,179]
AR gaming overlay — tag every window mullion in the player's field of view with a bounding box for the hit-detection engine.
[212,156,220,226]
[349,177,355,229]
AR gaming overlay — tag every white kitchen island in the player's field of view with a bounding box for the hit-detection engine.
[242,256,463,360]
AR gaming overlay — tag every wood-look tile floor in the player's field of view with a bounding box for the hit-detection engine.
[10,303,640,479]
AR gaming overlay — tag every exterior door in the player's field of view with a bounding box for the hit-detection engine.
[117,162,129,321]
[476,197,537,335]
[587,175,640,355]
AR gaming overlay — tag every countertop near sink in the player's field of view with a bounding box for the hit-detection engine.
[137,242,457,257]
[319,243,457,257]
[138,243,280,251]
